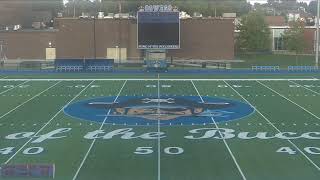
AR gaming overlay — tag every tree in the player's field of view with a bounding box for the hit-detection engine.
[31,0,63,16]
[308,1,317,16]
[282,20,306,60]
[64,0,97,17]
[175,0,250,17]
[237,12,271,53]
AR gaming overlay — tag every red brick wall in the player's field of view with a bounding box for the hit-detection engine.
[304,29,315,54]
[0,18,235,60]
[0,31,56,59]
[168,19,234,60]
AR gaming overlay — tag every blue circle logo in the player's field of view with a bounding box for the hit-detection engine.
[64,96,254,126]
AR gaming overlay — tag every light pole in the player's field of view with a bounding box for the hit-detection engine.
[115,46,119,63]
[73,0,76,18]
[316,0,319,67]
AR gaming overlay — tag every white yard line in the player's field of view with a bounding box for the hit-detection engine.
[0,80,30,95]
[257,80,320,120]
[3,80,95,164]
[72,80,127,180]
[0,78,317,81]
[224,80,320,171]
[191,80,247,180]
[0,81,61,120]
[157,74,161,180]
[288,80,320,96]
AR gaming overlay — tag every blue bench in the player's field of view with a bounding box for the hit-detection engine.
[252,66,280,71]
[288,66,318,72]
[54,59,114,72]
[85,59,114,72]
[55,59,84,72]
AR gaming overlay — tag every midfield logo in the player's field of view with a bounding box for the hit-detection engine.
[64,96,254,125]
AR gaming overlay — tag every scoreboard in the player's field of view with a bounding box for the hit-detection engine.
[137,5,180,49]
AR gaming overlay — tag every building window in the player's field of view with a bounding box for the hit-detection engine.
[273,29,286,51]
[274,37,286,50]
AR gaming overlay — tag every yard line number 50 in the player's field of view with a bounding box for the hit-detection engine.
[134,147,184,155]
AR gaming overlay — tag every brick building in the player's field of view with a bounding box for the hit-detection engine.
[0,17,235,61]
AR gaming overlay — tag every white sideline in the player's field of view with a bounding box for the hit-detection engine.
[3,81,95,164]
[157,74,161,180]
[224,80,320,171]
[0,80,30,95]
[0,78,318,81]
[257,81,320,120]
[191,80,247,180]
[288,80,320,96]
[0,81,61,120]
[72,80,127,180]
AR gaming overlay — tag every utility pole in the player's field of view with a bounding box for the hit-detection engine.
[0,40,7,67]
[73,0,76,18]
[316,0,319,67]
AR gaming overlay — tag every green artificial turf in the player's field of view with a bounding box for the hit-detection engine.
[0,75,320,180]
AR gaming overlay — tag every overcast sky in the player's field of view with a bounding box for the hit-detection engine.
[248,0,314,5]
[62,0,315,5]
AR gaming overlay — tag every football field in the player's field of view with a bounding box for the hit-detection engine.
[0,75,320,180]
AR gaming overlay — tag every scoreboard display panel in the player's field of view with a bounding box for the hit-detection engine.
[138,10,180,49]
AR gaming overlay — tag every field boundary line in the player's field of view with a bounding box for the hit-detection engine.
[72,80,127,180]
[191,80,247,180]
[0,81,61,121]
[0,80,29,95]
[157,74,161,180]
[257,81,320,120]
[3,81,95,164]
[0,78,317,81]
[288,80,320,95]
[224,80,320,171]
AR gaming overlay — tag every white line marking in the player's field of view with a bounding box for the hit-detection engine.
[224,80,320,171]
[191,80,247,180]
[157,74,161,180]
[3,81,95,164]
[257,81,320,120]
[0,81,29,95]
[0,78,317,81]
[0,81,61,120]
[72,80,127,180]
[288,80,320,96]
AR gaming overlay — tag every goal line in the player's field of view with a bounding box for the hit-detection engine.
[0,78,318,81]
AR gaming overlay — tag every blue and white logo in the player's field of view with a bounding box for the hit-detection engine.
[64,96,254,126]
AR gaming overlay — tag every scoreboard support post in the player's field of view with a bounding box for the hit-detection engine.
[145,49,168,72]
